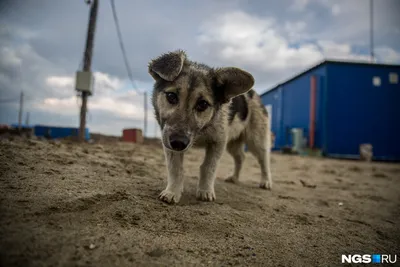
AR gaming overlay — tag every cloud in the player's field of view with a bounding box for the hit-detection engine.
[375,47,400,63]
[317,40,371,61]
[37,72,155,121]
[38,96,80,116]
[0,35,69,103]
[331,4,341,16]
[92,72,124,93]
[284,21,308,42]
[0,46,22,68]
[37,94,153,122]
[289,0,310,12]
[46,76,74,88]
[198,11,323,73]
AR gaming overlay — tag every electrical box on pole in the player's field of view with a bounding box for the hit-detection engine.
[75,71,94,95]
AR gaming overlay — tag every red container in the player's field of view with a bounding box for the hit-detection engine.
[122,128,143,143]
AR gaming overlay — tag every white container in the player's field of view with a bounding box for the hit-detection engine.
[291,128,304,154]
[360,143,373,161]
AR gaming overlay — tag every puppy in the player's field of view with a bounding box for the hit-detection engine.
[148,50,272,204]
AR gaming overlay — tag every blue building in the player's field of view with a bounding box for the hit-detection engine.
[10,124,90,141]
[34,125,90,140]
[260,59,400,161]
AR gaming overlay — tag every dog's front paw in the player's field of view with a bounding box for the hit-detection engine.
[196,189,216,202]
[259,181,272,190]
[158,189,181,204]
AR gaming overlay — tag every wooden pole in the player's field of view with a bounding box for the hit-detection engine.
[154,120,157,138]
[25,111,30,125]
[79,0,98,142]
[144,92,148,138]
[18,91,23,131]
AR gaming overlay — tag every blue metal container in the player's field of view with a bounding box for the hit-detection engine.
[10,123,34,129]
[33,125,90,140]
[260,60,400,161]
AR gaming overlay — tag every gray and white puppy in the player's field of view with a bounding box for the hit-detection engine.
[148,50,272,204]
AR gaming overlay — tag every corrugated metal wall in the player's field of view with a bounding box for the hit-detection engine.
[34,125,90,140]
[261,88,281,151]
[325,63,400,161]
[261,65,327,151]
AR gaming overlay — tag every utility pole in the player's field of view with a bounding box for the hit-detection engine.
[18,91,23,131]
[370,0,374,62]
[144,92,147,138]
[25,112,30,126]
[79,0,98,142]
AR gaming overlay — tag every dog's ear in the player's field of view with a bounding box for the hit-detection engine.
[215,67,255,103]
[148,50,186,81]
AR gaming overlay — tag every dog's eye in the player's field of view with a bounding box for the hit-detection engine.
[165,92,178,105]
[195,100,209,112]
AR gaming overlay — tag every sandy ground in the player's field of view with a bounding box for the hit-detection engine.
[0,137,399,267]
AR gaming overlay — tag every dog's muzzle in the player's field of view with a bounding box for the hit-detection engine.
[168,133,190,151]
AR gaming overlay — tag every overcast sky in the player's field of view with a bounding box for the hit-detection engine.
[0,0,399,137]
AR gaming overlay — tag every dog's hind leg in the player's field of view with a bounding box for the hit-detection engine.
[197,142,225,201]
[159,148,185,204]
[225,138,246,184]
[247,139,272,190]
[246,122,272,190]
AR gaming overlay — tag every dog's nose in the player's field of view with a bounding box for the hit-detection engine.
[169,134,190,151]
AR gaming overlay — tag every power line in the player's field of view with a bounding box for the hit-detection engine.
[109,0,148,137]
[109,0,138,91]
